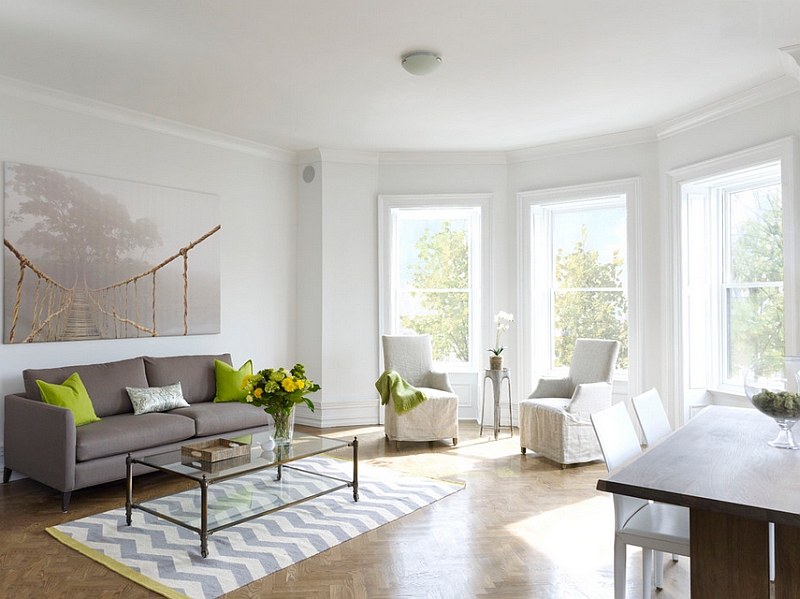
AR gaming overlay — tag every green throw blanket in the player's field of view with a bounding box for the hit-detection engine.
[375,369,427,414]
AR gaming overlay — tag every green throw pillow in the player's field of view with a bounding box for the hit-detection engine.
[36,372,101,426]
[213,359,252,402]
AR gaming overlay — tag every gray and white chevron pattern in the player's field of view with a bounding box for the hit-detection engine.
[50,456,463,599]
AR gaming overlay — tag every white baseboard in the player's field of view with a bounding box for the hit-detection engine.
[294,396,381,429]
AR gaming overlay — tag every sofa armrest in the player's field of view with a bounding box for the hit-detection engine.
[529,376,571,399]
[566,381,613,414]
[4,394,76,492]
[425,371,454,393]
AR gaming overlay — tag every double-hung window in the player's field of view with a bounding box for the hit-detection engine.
[520,179,638,394]
[379,195,487,372]
[681,160,785,393]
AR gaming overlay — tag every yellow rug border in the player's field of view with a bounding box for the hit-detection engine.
[46,526,190,599]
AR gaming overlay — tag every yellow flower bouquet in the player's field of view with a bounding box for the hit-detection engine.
[240,363,319,444]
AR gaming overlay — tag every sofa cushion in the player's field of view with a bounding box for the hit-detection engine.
[24,357,148,418]
[36,373,101,426]
[144,354,231,403]
[170,402,271,437]
[75,412,196,462]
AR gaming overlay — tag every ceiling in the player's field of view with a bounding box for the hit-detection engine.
[1,1,799,153]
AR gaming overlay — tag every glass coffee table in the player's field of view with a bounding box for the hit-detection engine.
[125,431,358,557]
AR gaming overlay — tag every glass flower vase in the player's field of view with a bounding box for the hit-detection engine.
[272,407,296,446]
[744,357,800,449]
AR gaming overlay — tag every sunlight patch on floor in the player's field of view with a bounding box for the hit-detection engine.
[509,495,614,571]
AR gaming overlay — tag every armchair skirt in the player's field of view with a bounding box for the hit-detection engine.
[519,399,603,465]
[384,388,459,443]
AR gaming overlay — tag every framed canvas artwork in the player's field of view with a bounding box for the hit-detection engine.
[3,163,221,343]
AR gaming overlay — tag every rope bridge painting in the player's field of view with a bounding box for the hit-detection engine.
[3,163,221,344]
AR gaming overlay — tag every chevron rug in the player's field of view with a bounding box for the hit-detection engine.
[47,456,463,599]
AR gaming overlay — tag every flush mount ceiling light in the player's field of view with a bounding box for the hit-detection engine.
[401,52,442,76]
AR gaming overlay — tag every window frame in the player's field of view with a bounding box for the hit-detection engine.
[668,138,796,424]
[518,178,641,398]
[681,160,784,394]
[378,194,492,374]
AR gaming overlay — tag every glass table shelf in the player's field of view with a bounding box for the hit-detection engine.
[125,431,358,557]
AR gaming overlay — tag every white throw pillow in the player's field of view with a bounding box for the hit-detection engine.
[126,382,189,415]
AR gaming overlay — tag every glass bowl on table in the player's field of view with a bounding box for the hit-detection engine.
[744,357,800,449]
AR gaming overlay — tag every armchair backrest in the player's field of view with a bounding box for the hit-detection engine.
[569,338,620,388]
[382,334,434,388]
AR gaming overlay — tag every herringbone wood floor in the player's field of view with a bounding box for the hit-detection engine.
[0,422,690,599]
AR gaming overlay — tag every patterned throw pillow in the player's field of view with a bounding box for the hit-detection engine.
[126,382,190,415]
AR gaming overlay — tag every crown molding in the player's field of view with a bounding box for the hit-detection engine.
[319,148,379,165]
[295,148,322,165]
[780,44,800,81]
[378,151,507,165]
[0,75,295,163]
[654,76,800,140]
[294,148,380,166]
[506,128,656,164]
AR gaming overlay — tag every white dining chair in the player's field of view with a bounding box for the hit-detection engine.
[591,402,690,599]
[631,388,672,447]
[631,388,680,588]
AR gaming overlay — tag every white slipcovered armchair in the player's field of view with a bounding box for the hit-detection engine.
[382,334,459,449]
[520,338,620,467]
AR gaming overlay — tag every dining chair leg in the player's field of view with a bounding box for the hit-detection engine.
[642,548,653,599]
[614,538,627,599]
[654,550,664,589]
[770,522,775,582]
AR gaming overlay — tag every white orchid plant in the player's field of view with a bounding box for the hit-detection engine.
[488,311,515,355]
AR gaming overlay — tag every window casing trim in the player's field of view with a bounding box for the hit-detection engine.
[378,193,493,374]
[517,178,641,399]
[667,137,796,424]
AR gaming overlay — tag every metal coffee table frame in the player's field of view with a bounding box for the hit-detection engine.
[125,432,358,557]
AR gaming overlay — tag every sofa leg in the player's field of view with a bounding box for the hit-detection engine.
[521,447,527,455]
[452,437,458,446]
[62,491,71,513]
[3,467,11,483]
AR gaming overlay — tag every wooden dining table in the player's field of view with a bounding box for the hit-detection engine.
[596,405,800,599]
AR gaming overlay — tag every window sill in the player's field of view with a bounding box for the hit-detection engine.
[708,387,750,408]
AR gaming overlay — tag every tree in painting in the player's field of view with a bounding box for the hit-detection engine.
[6,164,161,287]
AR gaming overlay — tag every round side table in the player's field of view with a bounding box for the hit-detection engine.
[480,368,513,440]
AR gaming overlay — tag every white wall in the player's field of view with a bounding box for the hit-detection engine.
[320,158,380,425]
[0,86,297,465]
[294,152,383,427]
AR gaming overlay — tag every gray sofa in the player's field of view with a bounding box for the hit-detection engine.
[2,353,271,511]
